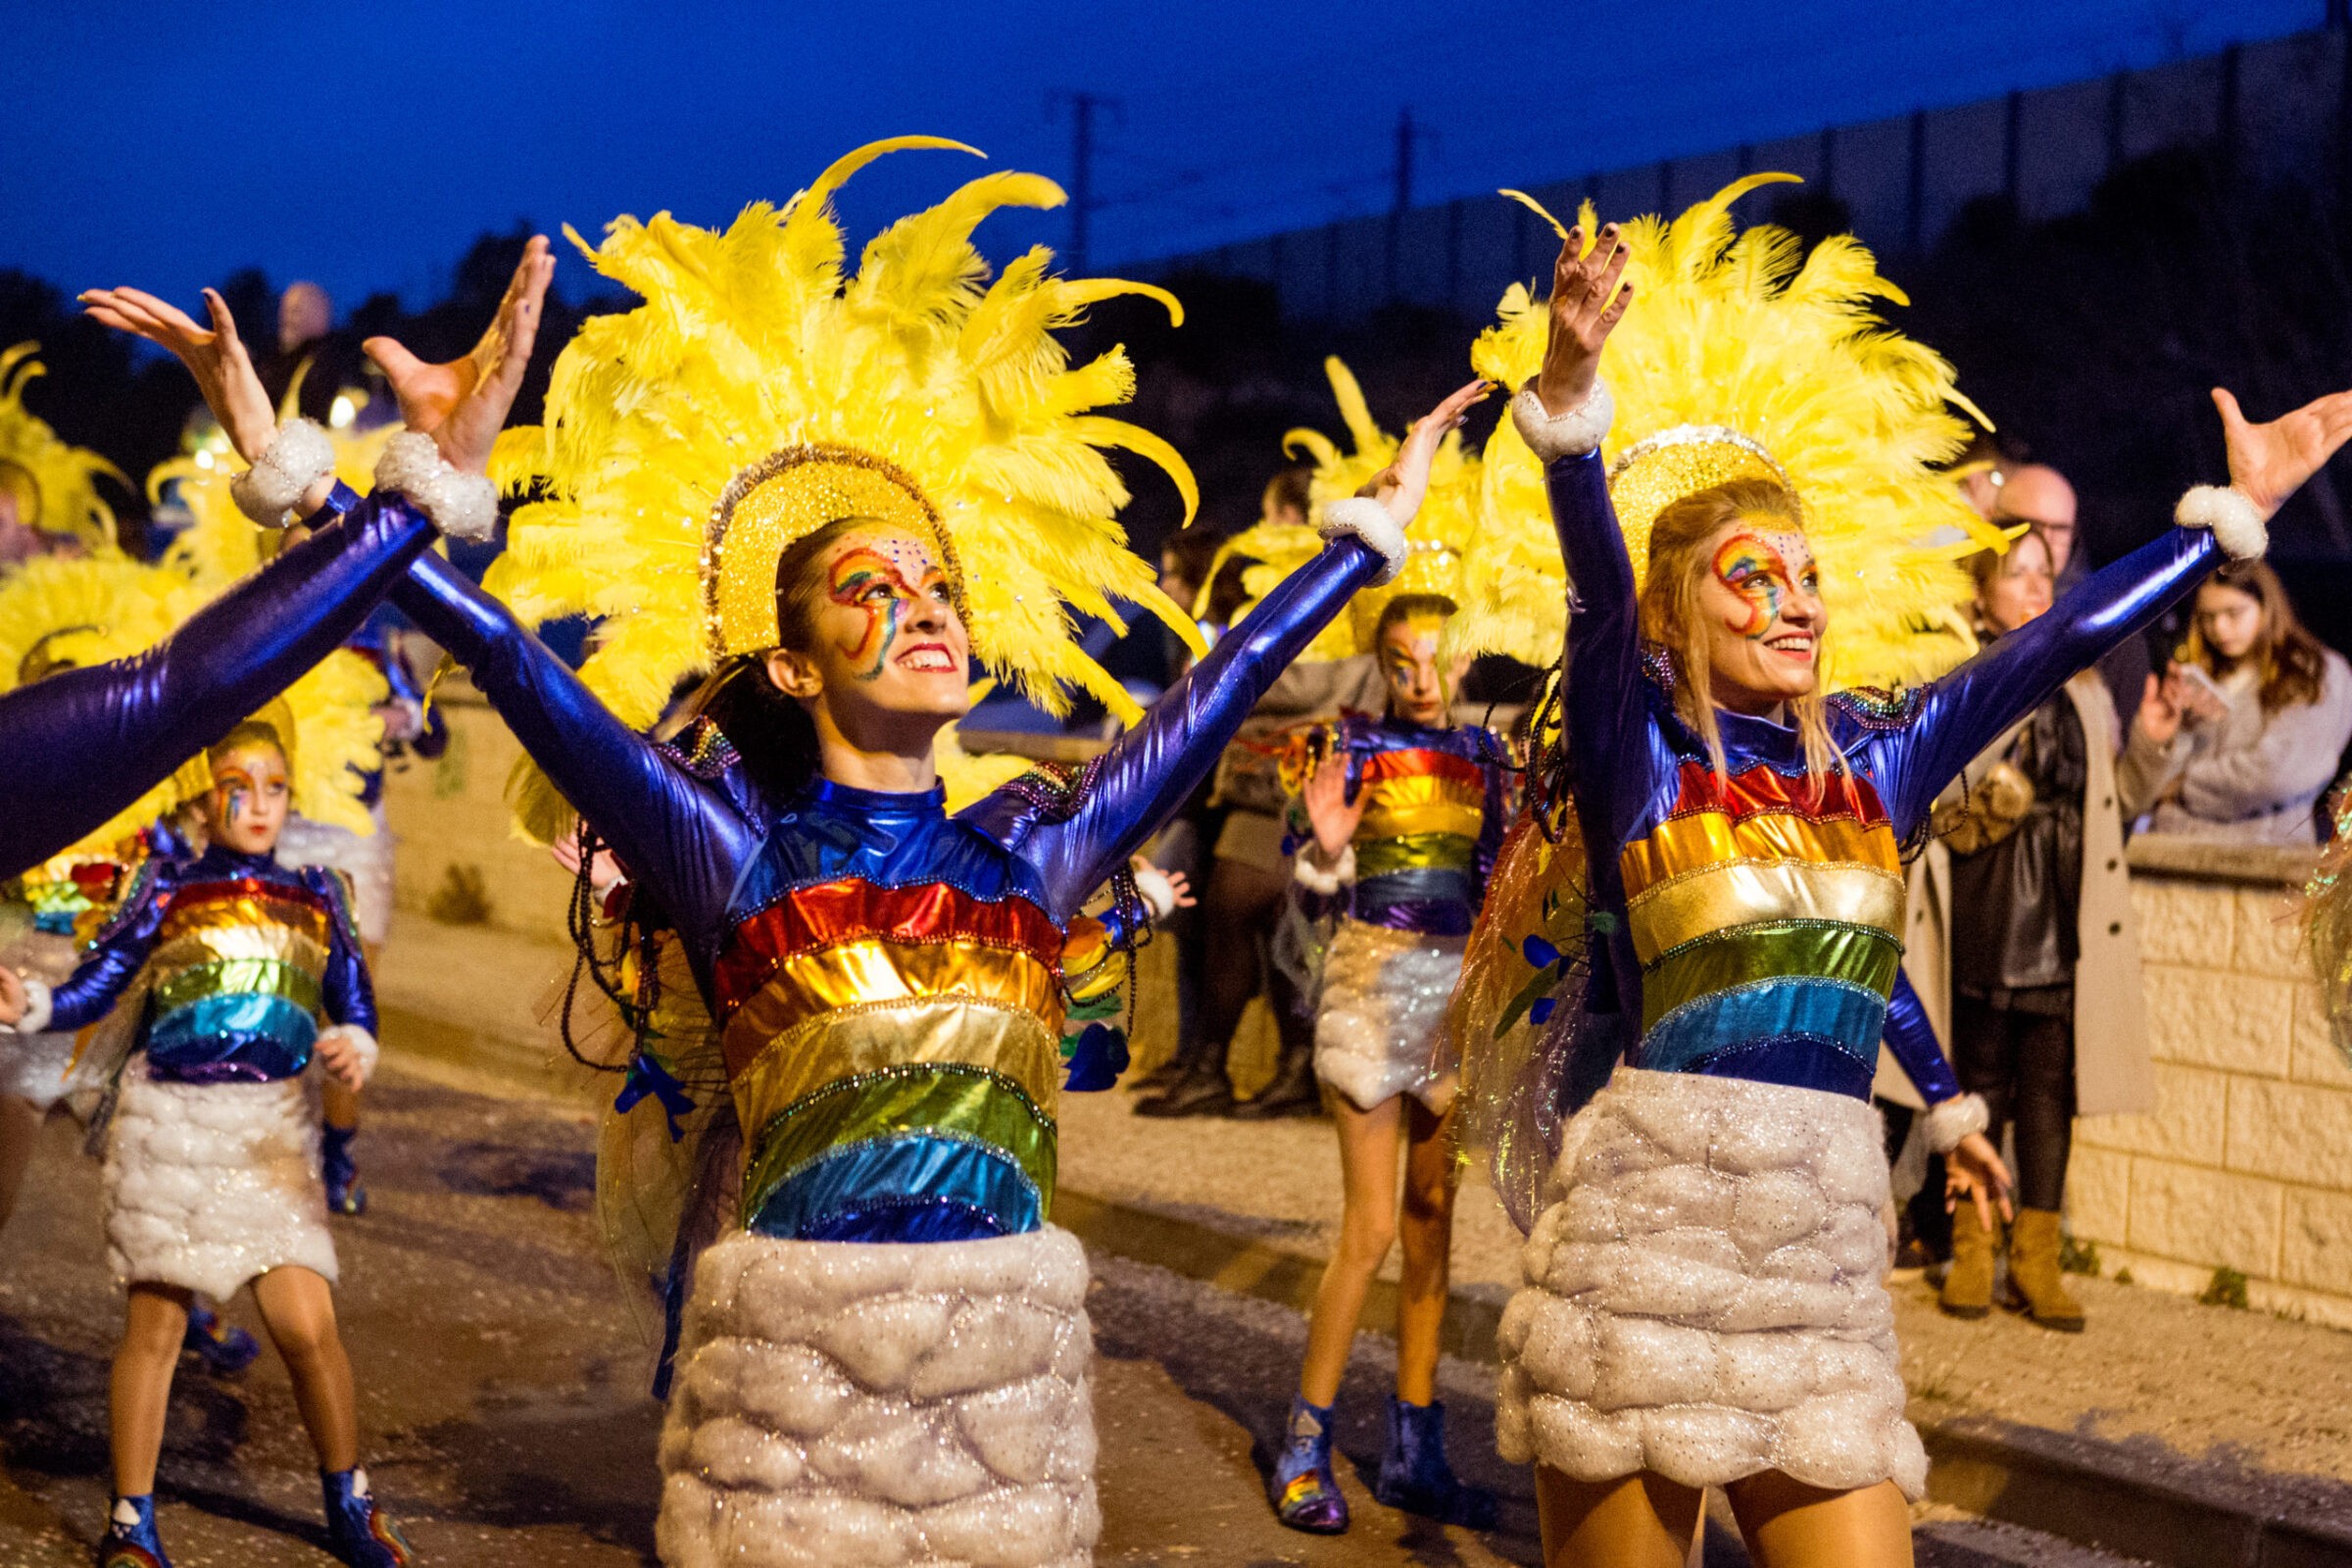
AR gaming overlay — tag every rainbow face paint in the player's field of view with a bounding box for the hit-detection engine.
[1380,614,1451,722]
[1710,529,1815,639]
[824,543,950,682]
[208,747,287,844]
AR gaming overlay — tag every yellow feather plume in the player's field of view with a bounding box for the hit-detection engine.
[1455,177,2000,688]
[482,137,1206,786]
[0,343,124,551]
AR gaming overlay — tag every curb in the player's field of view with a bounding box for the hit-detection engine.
[1055,1188,2352,1568]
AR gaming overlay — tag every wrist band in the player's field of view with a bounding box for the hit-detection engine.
[2176,484,2267,562]
[1924,1091,1990,1154]
[373,431,502,542]
[1511,376,1615,463]
[229,419,336,527]
[1317,497,1407,585]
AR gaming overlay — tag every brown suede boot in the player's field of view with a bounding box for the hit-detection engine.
[2005,1208,2086,1332]
[1939,1204,1998,1319]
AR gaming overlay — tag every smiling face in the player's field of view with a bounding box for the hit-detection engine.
[1977,530,2055,635]
[764,525,972,741]
[205,740,291,855]
[1694,519,1825,710]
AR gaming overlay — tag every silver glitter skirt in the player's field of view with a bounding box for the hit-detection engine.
[1311,918,1464,1113]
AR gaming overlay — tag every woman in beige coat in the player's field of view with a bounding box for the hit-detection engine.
[1903,529,2157,1329]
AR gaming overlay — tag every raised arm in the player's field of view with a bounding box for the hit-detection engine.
[1883,380,2352,837]
[971,380,1488,916]
[391,553,758,945]
[0,494,436,879]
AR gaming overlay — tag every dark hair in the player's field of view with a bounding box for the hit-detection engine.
[1261,466,1312,525]
[2187,560,2329,712]
[1161,527,1224,602]
[1203,550,1261,629]
[1374,592,1457,642]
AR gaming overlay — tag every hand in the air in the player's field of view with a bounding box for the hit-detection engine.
[0,966,24,1028]
[1535,223,1634,418]
[315,1028,368,1091]
[549,820,625,898]
[366,235,556,476]
[2215,384,2352,521]
[78,286,278,463]
[1944,1128,2016,1236]
[1300,754,1365,861]
[1356,378,1490,528]
[1156,867,1196,909]
[2136,670,2185,746]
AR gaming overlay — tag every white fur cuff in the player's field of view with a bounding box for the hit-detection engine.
[1133,862,1179,923]
[1924,1092,1990,1154]
[1511,376,1615,463]
[317,1024,379,1088]
[2,979,53,1037]
[2177,485,2267,562]
[1294,843,1356,896]
[1319,496,1408,585]
[230,419,336,528]
[374,431,501,543]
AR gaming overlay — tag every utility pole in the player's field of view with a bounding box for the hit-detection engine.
[1054,91,1119,273]
[1385,107,1433,302]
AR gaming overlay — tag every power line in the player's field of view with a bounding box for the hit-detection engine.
[1049,91,1121,272]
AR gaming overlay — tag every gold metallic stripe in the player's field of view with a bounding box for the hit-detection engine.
[1626,859,1905,965]
[160,896,330,949]
[728,997,1065,1153]
[1356,832,1477,878]
[717,938,1061,1075]
[147,926,330,984]
[1359,773,1488,842]
[1618,811,1900,902]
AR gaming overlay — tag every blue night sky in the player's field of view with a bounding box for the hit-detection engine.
[0,1,2320,313]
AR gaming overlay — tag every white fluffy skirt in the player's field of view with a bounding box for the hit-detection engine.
[277,808,395,947]
[1312,919,1464,1113]
[0,1029,79,1109]
[103,1065,336,1298]
[658,1225,1100,1568]
[1495,1066,1925,1499]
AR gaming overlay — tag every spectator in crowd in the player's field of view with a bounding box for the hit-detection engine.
[1994,459,2153,719]
[1925,528,2156,1330]
[2124,560,2352,843]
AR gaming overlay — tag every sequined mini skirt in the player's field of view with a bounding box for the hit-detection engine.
[1312,918,1465,1113]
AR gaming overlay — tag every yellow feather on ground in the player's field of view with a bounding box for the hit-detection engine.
[1455,177,2000,688]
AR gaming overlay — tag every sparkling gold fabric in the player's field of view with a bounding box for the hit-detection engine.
[1357,773,1489,842]
[1626,860,1904,966]
[720,938,1061,1054]
[1619,813,1899,902]
[1606,425,1796,590]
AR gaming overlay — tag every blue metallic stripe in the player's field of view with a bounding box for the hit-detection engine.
[1636,976,1886,1078]
[746,1129,1044,1241]
[144,993,318,1081]
[1687,1037,1880,1100]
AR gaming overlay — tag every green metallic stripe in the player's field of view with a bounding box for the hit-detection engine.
[1355,832,1477,880]
[149,956,321,1018]
[1640,918,1900,1032]
[741,1062,1057,1225]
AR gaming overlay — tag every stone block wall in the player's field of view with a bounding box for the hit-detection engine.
[2071,835,2352,1327]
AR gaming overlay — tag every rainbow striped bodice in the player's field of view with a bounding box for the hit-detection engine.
[1290,714,1506,935]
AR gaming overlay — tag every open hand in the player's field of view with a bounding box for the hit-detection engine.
[0,966,24,1028]
[1534,224,1633,418]
[2215,384,2352,521]
[79,286,277,462]
[1300,754,1365,861]
[2135,670,2185,746]
[365,235,555,475]
[1356,378,1490,528]
[1944,1128,2015,1237]
[549,819,625,898]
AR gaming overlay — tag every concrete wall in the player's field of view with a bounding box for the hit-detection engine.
[1141,29,2347,323]
[2072,835,2352,1327]
[380,686,574,946]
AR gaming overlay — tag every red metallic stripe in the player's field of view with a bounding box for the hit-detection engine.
[1358,748,1487,791]
[713,880,1061,1020]
[1665,760,1888,828]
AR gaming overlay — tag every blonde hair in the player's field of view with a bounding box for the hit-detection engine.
[1637,477,1844,784]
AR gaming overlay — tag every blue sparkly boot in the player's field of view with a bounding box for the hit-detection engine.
[322,1124,368,1216]
[1372,1396,1496,1528]
[181,1299,259,1376]
[1267,1395,1348,1534]
[321,1468,411,1567]
[96,1494,172,1568]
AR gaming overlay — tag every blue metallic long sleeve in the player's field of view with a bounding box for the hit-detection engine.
[1881,968,1960,1105]
[46,866,171,1033]
[1549,452,1666,852]
[1877,527,2221,839]
[962,537,1387,920]
[318,874,378,1036]
[0,495,437,879]
[389,554,761,954]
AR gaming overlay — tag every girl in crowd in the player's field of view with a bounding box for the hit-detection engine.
[0,713,401,1568]
[1465,178,2350,1566]
[2126,558,2352,843]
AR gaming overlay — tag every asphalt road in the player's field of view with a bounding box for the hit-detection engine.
[0,1067,2144,1567]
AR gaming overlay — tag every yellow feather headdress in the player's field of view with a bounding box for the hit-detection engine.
[1454,175,2000,687]
[1203,357,1485,662]
[482,137,1206,762]
[0,552,388,861]
[153,388,401,588]
[0,343,124,552]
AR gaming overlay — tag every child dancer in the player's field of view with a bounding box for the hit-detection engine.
[0,712,409,1568]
